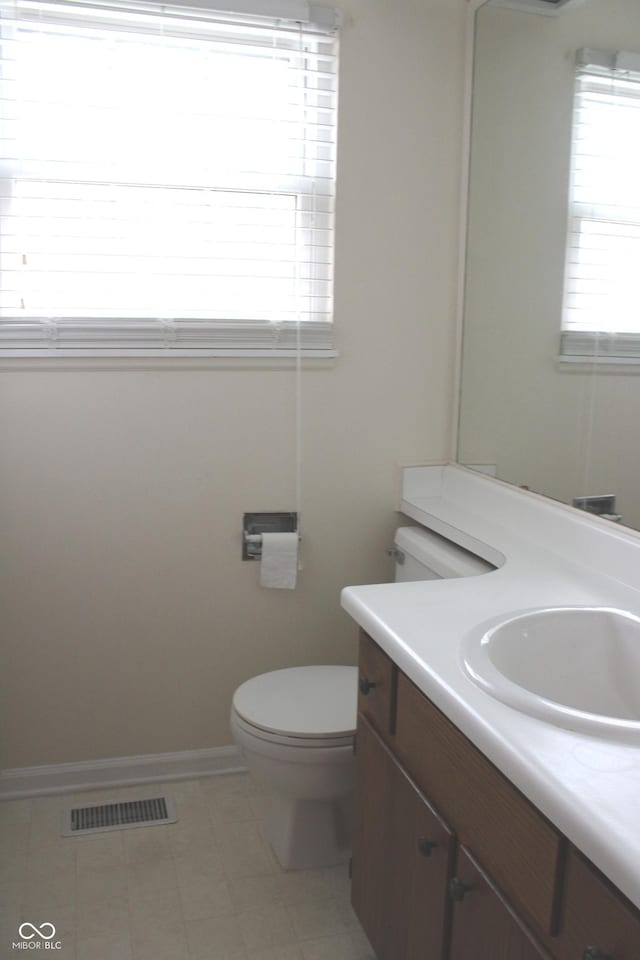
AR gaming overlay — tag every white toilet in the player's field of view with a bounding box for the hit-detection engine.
[230,526,493,870]
[231,665,357,870]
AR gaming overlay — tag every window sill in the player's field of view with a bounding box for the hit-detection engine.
[557,354,640,372]
[558,353,640,364]
[558,331,640,370]
[0,350,338,370]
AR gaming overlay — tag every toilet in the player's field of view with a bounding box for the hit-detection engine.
[231,665,357,870]
[230,526,494,870]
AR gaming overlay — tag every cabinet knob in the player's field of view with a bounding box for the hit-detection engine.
[359,676,377,695]
[449,877,472,902]
[417,836,438,857]
[583,949,612,960]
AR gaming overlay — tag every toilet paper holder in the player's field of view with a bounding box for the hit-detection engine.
[242,512,299,560]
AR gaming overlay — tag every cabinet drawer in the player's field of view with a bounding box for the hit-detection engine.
[358,631,395,738]
[394,672,563,936]
[556,849,640,960]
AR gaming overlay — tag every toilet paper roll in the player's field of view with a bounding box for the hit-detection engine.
[259,532,299,590]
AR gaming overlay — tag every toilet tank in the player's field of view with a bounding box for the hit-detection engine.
[393,526,494,582]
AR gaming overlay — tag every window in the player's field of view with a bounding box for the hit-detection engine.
[0,0,339,357]
[560,49,640,362]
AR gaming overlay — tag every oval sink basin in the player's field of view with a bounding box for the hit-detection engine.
[462,607,640,741]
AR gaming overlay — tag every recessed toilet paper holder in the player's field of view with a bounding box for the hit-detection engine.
[242,512,299,560]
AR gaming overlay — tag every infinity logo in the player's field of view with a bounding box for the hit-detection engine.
[18,923,56,941]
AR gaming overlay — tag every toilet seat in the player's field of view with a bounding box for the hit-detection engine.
[232,665,357,744]
[231,711,354,749]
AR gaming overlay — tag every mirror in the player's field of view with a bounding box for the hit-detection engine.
[458,0,640,531]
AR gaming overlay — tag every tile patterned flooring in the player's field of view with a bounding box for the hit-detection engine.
[0,773,375,960]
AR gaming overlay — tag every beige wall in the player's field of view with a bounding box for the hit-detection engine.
[0,0,467,769]
[459,0,640,529]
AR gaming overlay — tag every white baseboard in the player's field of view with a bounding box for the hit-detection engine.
[0,746,246,800]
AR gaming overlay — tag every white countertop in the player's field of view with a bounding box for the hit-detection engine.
[341,464,640,909]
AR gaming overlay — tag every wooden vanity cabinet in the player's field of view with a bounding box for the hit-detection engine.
[351,631,640,960]
[394,670,562,936]
[351,715,454,960]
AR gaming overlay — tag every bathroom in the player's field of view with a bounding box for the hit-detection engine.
[1,0,640,957]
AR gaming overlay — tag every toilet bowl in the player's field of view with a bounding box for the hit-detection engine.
[230,665,357,870]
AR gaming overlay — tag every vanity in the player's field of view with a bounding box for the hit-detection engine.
[341,465,640,960]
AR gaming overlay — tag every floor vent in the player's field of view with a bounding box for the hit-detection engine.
[62,795,177,836]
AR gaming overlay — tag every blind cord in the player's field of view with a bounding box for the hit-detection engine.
[295,19,303,550]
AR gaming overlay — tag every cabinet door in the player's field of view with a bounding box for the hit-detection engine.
[449,846,553,960]
[351,714,454,960]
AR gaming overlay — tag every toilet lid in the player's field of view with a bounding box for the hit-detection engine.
[232,666,358,739]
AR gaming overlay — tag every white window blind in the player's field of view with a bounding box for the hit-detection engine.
[561,49,640,360]
[0,0,339,357]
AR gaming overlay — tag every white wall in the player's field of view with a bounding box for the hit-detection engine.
[0,0,467,769]
[459,0,640,529]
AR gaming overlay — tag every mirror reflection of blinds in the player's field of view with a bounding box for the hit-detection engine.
[561,48,640,357]
[0,0,339,356]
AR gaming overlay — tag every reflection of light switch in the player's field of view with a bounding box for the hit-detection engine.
[572,495,621,523]
[489,0,583,15]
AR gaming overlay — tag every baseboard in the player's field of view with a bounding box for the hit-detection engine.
[0,745,247,800]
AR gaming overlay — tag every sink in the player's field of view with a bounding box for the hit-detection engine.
[462,607,640,741]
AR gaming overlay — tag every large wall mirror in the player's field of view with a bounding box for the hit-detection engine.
[458,0,640,530]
